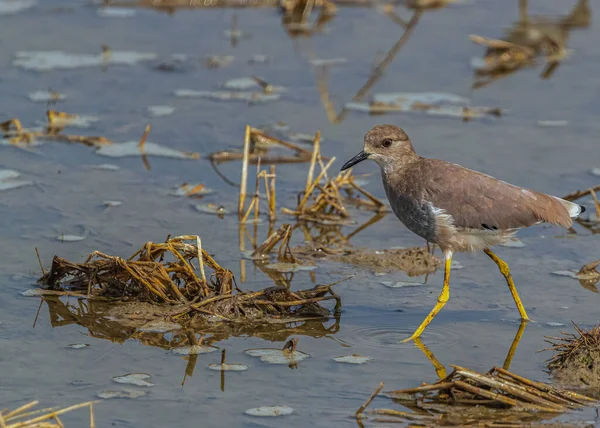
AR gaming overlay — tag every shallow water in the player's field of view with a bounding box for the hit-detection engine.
[1,0,599,426]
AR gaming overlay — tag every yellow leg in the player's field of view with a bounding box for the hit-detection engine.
[401,250,452,343]
[483,248,530,321]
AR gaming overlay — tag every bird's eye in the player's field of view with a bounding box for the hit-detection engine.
[382,139,393,148]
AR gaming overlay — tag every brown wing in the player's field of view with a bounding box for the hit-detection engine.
[418,159,572,230]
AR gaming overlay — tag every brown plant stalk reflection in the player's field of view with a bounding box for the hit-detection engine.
[40,295,341,389]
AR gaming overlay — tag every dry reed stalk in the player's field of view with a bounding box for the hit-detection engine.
[0,400,97,428]
[238,125,251,220]
[375,364,597,424]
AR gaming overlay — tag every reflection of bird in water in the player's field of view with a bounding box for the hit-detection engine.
[472,0,591,88]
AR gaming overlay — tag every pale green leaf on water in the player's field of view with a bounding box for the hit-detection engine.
[309,58,347,66]
[56,234,86,242]
[13,50,158,71]
[244,406,294,417]
[28,90,66,102]
[89,164,120,171]
[174,89,280,103]
[263,263,316,273]
[112,373,154,387]
[0,0,36,15]
[208,363,248,371]
[148,105,175,117]
[97,7,136,17]
[450,261,464,270]
[0,169,33,191]
[138,320,181,333]
[103,200,122,207]
[591,168,600,177]
[381,281,423,288]
[97,389,147,399]
[193,203,232,215]
[333,354,372,364]
[244,348,309,365]
[67,343,89,349]
[222,77,285,92]
[171,345,219,355]
[546,322,565,327]
[96,141,199,159]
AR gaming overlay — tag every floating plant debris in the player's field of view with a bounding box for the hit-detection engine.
[245,339,310,366]
[333,354,372,364]
[97,7,136,17]
[208,350,248,371]
[171,344,219,355]
[44,111,99,129]
[56,234,86,242]
[174,89,280,103]
[147,105,175,117]
[112,373,154,387]
[537,120,568,127]
[544,323,600,390]
[362,365,597,426]
[381,280,423,288]
[98,389,146,400]
[205,55,234,68]
[552,260,600,285]
[0,169,33,191]
[28,90,65,102]
[96,141,200,159]
[193,203,232,216]
[169,183,214,197]
[345,92,502,120]
[67,343,89,349]
[35,236,340,324]
[244,405,294,417]
[13,50,158,71]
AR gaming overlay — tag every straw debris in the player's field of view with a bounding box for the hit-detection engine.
[282,135,387,224]
[358,365,597,427]
[2,111,111,147]
[36,235,339,324]
[0,400,97,428]
[544,323,600,392]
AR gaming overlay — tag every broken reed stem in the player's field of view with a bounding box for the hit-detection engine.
[253,158,262,223]
[562,184,600,202]
[138,124,151,151]
[306,131,320,192]
[356,382,384,418]
[34,247,46,276]
[196,236,207,285]
[298,157,336,211]
[238,125,251,220]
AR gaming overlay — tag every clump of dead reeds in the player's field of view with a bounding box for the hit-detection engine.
[36,235,339,323]
[543,323,600,389]
[0,400,97,428]
[281,133,386,224]
[356,365,597,427]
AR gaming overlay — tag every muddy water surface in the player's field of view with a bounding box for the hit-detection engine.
[1,1,599,426]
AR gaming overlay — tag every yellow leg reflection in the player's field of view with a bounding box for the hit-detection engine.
[483,248,530,321]
[502,319,528,371]
[401,250,452,342]
[413,338,447,380]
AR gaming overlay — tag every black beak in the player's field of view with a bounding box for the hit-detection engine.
[340,150,369,171]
